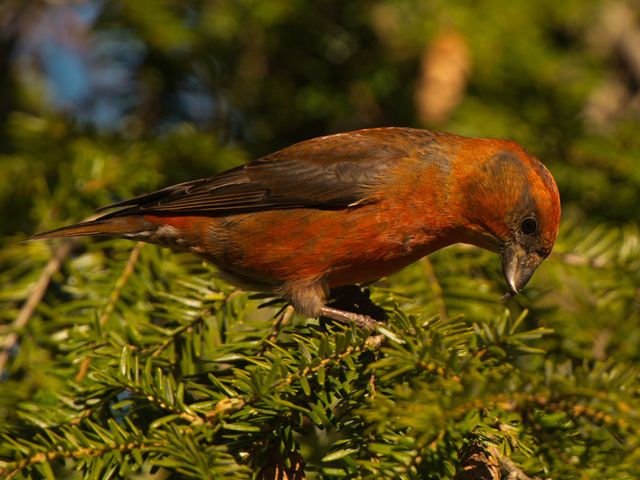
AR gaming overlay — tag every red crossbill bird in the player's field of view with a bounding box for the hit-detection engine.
[33,127,561,328]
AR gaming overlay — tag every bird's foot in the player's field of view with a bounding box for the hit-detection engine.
[319,306,381,332]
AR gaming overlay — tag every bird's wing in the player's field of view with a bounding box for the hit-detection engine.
[98,129,425,217]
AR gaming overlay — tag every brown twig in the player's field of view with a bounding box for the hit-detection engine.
[0,240,76,377]
[490,446,540,480]
[421,257,448,320]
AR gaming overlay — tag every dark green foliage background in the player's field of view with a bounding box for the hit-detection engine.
[1,0,639,478]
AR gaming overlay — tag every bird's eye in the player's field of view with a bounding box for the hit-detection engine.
[521,217,538,235]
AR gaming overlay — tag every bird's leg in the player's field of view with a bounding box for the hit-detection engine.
[319,306,381,332]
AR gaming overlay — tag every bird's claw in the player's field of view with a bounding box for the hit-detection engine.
[319,306,382,332]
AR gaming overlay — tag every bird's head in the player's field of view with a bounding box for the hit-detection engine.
[455,140,561,295]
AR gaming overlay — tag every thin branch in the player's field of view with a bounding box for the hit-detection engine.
[490,447,541,480]
[421,257,448,320]
[0,240,76,377]
[123,382,206,425]
[0,439,166,479]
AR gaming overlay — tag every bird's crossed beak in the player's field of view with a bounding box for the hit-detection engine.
[501,244,541,295]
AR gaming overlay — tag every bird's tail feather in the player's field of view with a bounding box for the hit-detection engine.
[31,217,143,240]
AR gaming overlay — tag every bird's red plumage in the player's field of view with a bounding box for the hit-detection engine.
[33,127,561,319]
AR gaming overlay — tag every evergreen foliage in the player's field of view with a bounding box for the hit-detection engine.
[1,0,639,478]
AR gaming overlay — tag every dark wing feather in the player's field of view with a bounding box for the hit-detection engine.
[98,128,430,218]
